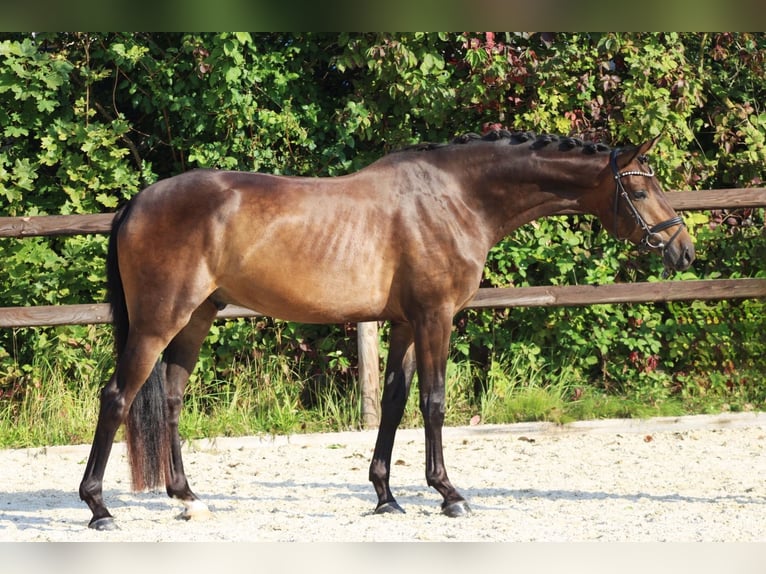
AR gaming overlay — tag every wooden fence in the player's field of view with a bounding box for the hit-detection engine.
[2,188,766,427]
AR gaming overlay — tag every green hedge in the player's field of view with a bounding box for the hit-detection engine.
[0,32,764,411]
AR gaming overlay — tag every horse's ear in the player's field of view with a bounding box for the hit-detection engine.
[615,133,662,169]
[638,132,662,155]
[614,145,640,169]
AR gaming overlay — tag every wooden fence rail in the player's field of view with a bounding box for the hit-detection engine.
[1,188,765,427]
[2,278,765,328]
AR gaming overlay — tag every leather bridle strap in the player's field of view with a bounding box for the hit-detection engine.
[609,149,685,251]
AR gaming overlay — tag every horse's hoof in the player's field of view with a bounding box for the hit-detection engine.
[374,501,406,515]
[178,500,213,521]
[442,500,471,517]
[89,516,119,531]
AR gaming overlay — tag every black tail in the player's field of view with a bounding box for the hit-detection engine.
[106,203,131,357]
[108,202,169,491]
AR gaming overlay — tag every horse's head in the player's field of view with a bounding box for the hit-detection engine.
[605,136,695,276]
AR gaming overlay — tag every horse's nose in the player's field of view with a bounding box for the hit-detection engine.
[666,236,695,273]
[678,243,695,270]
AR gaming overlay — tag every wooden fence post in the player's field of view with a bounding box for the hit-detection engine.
[357,321,380,429]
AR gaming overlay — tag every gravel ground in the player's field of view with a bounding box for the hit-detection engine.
[1,412,765,542]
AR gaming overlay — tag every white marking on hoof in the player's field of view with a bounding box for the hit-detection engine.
[177,499,213,521]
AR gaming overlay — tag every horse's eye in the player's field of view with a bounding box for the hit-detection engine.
[633,189,648,199]
[638,154,648,164]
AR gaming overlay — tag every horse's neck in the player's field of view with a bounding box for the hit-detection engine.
[459,149,607,244]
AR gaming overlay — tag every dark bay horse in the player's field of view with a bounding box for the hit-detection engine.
[79,130,694,529]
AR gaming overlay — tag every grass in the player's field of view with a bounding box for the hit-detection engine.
[0,356,102,447]
[0,342,762,449]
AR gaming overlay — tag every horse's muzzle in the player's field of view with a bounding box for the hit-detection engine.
[663,237,695,275]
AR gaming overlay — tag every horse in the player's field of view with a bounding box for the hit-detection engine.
[78,130,695,530]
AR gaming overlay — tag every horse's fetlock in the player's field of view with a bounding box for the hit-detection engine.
[79,478,99,501]
[425,469,448,489]
[368,459,388,483]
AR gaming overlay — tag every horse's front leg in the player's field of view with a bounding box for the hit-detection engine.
[369,322,416,514]
[414,308,471,517]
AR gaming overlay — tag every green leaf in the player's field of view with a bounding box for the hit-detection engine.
[235,32,252,44]
[96,193,118,208]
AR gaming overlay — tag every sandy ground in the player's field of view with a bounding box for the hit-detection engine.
[1,412,766,543]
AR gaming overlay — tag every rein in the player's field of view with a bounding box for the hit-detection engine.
[609,149,685,255]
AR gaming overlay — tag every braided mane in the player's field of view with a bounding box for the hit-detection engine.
[401,129,612,155]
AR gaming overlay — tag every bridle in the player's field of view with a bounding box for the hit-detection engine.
[610,148,685,253]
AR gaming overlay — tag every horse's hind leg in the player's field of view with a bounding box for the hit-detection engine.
[78,372,123,530]
[79,333,172,530]
[161,300,219,520]
[369,321,416,514]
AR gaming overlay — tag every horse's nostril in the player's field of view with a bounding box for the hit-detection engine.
[680,246,695,268]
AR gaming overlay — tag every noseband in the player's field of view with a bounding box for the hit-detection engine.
[610,149,685,252]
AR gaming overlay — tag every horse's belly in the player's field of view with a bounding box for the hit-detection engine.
[216,263,397,324]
